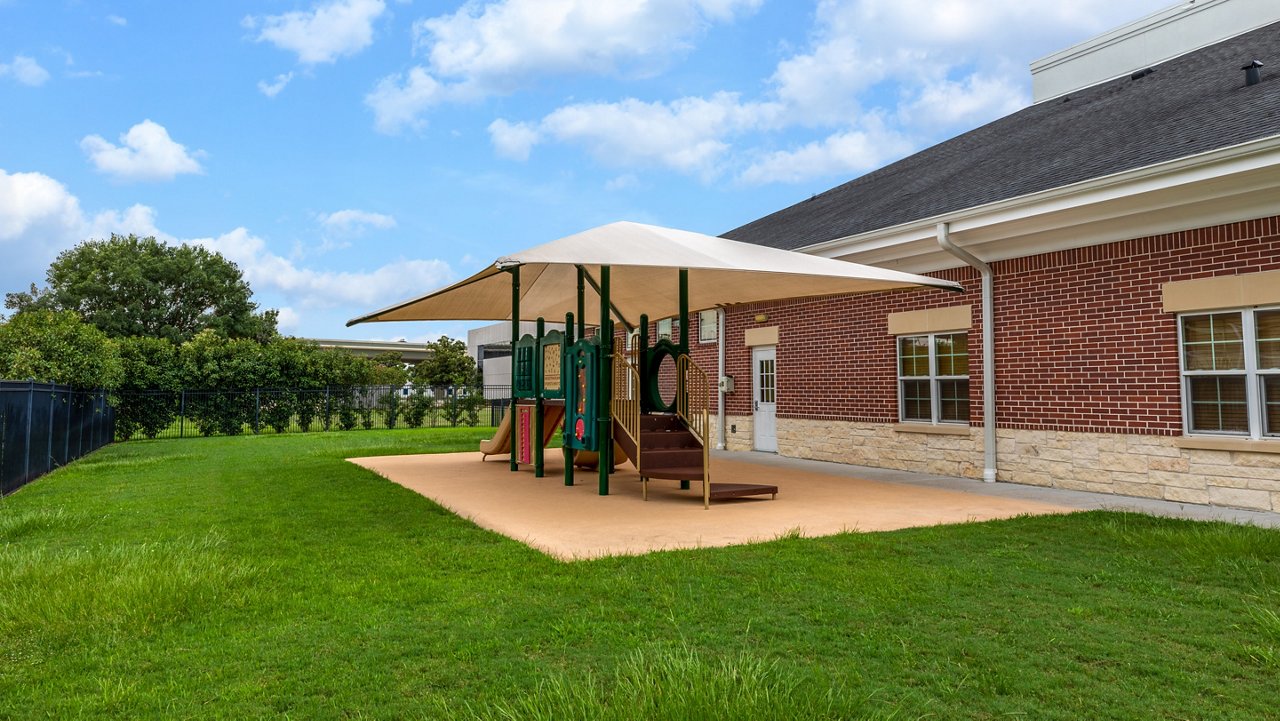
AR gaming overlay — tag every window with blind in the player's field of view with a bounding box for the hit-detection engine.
[897,332,970,424]
[1179,308,1280,438]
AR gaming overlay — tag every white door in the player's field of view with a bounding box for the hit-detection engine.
[753,346,777,452]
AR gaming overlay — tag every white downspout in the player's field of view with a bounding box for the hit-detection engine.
[937,222,997,483]
[716,307,727,450]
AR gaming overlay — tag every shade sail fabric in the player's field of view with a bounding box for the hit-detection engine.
[347,222,962,328]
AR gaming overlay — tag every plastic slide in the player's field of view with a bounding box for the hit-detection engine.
[478,406,514,459]
[479,404,566,460]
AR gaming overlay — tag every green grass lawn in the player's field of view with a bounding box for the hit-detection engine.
[2,430,1278,720]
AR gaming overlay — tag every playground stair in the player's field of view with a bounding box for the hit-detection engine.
[618,413,705,482]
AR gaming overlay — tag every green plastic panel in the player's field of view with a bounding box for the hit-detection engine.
[564,338,599,451]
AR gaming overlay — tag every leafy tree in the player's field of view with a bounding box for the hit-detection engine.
[0,310,122,389]
[369,351,409,388]
[178,330,267,435]
[5,233,278,344]
[113,336,181,439]
[411,337,477,388]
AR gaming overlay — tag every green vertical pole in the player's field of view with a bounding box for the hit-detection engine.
[576,267,586,339]
[563,312,576,486]
[638,313,649,412]
[509,266,520,473]
[534,316,545,478]
[679,269,690,491]
[678,268,689,355]
[598,266,612,496]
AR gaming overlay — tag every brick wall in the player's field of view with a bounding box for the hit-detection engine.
[709,215,1280,436]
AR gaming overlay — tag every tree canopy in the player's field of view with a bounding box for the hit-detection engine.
[4,234,277,344]
[411,337,478,388]
[0,310,122,389]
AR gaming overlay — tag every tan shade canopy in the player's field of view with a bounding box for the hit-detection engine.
[347,221,962,328]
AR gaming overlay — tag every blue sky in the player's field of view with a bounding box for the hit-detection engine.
[1,0,1173,342]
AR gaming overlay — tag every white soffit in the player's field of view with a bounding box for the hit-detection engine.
[804,135,1280,274]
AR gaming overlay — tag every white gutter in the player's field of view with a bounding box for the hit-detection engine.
[716,307,727,450]
[937,222,997,483]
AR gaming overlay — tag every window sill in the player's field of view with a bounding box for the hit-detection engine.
[895,422,971,436]
[1175,437,1280,454]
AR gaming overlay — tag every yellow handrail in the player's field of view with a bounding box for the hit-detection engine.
[612,350,641,465]
[677,354,712,508]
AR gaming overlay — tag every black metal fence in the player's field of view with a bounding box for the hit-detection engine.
[1,381,115,496]
[112,385,512,441]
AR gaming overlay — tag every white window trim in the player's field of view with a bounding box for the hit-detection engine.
[1178,306,1280,440]
[897,332,969,425]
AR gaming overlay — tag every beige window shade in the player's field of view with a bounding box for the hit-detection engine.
[1163,270,1280,313]
[887,305,972,336]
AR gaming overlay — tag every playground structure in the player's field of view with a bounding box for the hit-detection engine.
[348,222,963,508]
[490,268,737,508]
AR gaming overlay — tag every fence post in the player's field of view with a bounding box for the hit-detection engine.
[254,388,261,434]
[46,388,55,470]
[325,387,331,431]
[64,388,71,462]
[179,390,185,438]
[23,380,34,484]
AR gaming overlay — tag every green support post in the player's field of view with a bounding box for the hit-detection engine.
[509,266,520,473]
[638,313,649,392]
[534,317,545,478]
[678,270,691,491]
[577,267,586,340]
[598,266,612,496]
[563,312,576,486]
[679,268,689,355]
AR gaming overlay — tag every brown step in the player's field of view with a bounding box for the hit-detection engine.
[641,447,704,470]
[640,429,698,450]
[640,414,683,431]
[643,465,706,481]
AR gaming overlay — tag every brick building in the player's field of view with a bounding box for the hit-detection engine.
[691,2,1280,511]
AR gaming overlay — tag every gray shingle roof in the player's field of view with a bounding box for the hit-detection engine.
[725,21,1280,250]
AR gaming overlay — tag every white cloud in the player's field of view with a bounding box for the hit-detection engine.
[0,55,50,86]
[416,0,760,91]
[193,228,453,310]
[487,119,541,161]
[368,0,760,132]
[0,169,83,246]
[257,72,294,98]
[0,169,446,336]
[318,209,397,233]
[365,67,445,134]
[604,174,639,191]
[87,204,170,242]
[246,0,386,65]
[107,15,127,27]
[80,120,205,182]
[537,93,779,177]
[487,0,1173,185]
[737,121,914,185]
[275,306,302,333]
[899,71,1026,130]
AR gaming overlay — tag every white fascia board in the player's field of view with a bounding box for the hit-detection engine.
[802,134,1280,271]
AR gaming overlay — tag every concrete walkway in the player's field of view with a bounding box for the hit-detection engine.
[730,450,1280,529]
[351,448,1277,560]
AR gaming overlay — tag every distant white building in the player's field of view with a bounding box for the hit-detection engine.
[468,321,566,395]
[310,338,433,363]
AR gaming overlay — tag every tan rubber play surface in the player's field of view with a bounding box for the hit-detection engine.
[347,452,1072,560]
